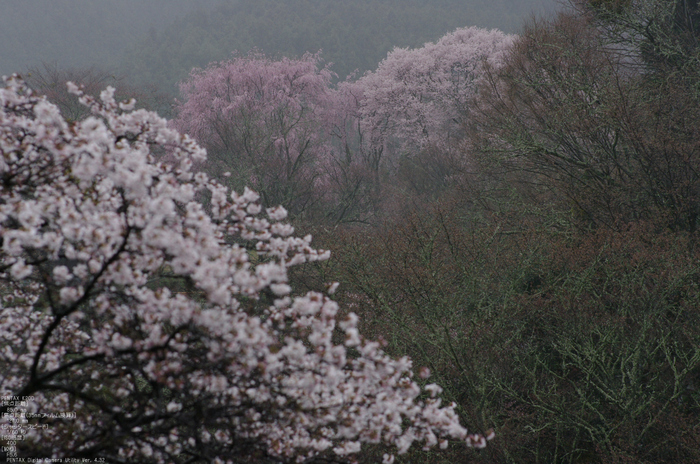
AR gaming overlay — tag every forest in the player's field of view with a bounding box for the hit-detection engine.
[1,0,700,463]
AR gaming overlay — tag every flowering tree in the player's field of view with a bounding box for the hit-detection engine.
[172,52,334,217]
[353,27,515,168]
[0,77,490,463]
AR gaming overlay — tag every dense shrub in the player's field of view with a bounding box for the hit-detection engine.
[317,204,700,463]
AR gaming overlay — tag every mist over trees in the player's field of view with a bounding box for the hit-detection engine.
[0,0,222,79]
[119,0,558,92]
[0,0,558,94]
[3,0,700,463]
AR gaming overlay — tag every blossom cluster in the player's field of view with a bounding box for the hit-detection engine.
[0,77,487,462]
[171,52,334,216]
[349,26,515,163]
[170,31,514,223]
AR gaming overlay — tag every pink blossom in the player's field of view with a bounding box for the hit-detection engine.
[172,52,334,216]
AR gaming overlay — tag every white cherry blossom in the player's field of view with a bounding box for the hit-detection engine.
[0,76,489,463]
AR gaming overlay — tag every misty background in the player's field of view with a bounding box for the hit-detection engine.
[0,0,560,96]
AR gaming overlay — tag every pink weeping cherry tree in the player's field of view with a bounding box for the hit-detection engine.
[171,52,335,218]
[0,76,491,463]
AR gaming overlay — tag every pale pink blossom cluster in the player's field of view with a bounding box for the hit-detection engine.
[0,76,488,462]
[349,26,515,166]
[171,52,334,216]
[171,31,515,224]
